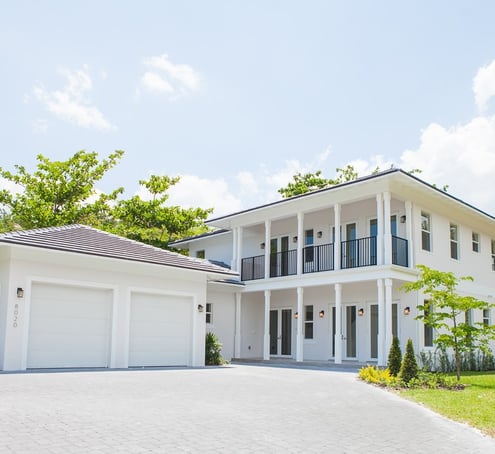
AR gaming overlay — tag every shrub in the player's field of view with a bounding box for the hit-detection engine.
[358,365,397,387]
[205,332,224,365]
[400,338,419,384]
[387,337,402,376]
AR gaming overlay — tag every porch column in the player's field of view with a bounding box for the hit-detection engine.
[405,201,413,268]
[232,227,237,272]
[297,212,304,275]
[264,220,271,280]
[384,278,393,358]
[263,290,271,360]
[296,287,304,361]
[384,192,392,265]
[377,279,385,366]
[234,227,243,273]
[334,283,342,364]
[376,193,384,265]
[234,292,242,358]
[334,204,341,270]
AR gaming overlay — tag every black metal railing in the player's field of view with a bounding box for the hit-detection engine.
[392,235,408,267]
[303,243,334,273]
[241,254,265,281]
[340,236,377,269]
[270,250,297,277]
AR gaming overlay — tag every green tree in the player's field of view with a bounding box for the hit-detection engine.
[205,331,224,365]
[402,265,495,380]
[0,150,124,230]
[400,338,419,383]
[387,336,402,376]
[109,174,212,249]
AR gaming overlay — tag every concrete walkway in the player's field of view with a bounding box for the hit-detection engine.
[0,364,493,453]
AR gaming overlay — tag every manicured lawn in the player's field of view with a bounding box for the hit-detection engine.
[400,371,495,437]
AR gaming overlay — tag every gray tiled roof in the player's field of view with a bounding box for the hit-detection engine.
[0,225,239,277]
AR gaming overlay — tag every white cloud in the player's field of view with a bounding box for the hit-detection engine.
[473,59,495,113]
[33,65,114,130]
[32,118,49,133]
[399,115,495,214]
[140,54,201,98]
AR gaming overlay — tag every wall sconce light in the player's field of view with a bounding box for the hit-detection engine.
[260,242,265,250]
[403,306,410,316]
[358,308,364,316]
[319,310,325,318]
[400,215,406,223]
[294,312,299,319]
[16,287,24,298]
[317,231,323,238]
[197,304,204,312]
[293,236,298,243]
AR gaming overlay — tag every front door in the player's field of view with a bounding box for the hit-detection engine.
[369,303,398,359]
[344,305,357,358]
[269,309,292,356]
[344,223,357,268]
[270,236,290,277]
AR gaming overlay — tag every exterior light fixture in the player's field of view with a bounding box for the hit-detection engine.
[319,310,325,318]
[400,215,406,223]
[358,308,364,316]
[317,231,323,238]
[403,306,410,316]
[260,242,265,249]
[16,287,24,298]
[293,236,298,243]
[197,304,204,312]
[294,312,299,319]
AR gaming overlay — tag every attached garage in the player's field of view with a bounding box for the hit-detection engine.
[27,283,112,369]
[129,292,193,367]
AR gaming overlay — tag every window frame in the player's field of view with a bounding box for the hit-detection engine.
[491,240,495,271]
[421,212,431,252]
[304,304,314,340]
[450,223,459,260]
[472,232,480,253]
[483,309,491,326]
[205,303,213,324]
[196,250,205,259]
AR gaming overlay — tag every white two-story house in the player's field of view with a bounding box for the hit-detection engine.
[173,168,495,366]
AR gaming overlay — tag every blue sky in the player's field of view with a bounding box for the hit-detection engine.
[2,1,495,216]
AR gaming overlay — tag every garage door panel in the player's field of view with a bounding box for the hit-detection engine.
[129,293,192,367]
[27,283,112,369]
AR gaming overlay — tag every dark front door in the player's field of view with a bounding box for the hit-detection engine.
[269,308,292,356]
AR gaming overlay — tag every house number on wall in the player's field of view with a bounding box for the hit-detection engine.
[12,303,19,328]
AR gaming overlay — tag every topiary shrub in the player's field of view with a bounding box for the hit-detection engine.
[205,331,224,365]
[387,336,402,376]
[400,338,419,384]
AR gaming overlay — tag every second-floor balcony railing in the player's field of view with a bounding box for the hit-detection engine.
[241,236,409,281]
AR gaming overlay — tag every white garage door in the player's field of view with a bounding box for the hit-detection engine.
[129,293,192,367]
[27,283,112,369]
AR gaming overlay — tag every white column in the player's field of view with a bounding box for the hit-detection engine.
[296,287,304,361]
[234,292,242,358]
[297,212,304,275]
[376,193,384,265]
[264,220,271,280]
[232,228,238,272]
[236,227,243,273]
[334,204,341,270]
[334,283,342,364]
[377,279,385,366]
[384,192,392,265]
[263,290,271,360]
[384,278,393,358]
[405,201,413,268]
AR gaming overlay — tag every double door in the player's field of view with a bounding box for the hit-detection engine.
[331,305,357,359]
[269,308,292,356]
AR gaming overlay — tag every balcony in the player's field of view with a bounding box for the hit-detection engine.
[240,236,408,281]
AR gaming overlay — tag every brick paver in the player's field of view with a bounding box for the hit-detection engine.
[0,364,494,453]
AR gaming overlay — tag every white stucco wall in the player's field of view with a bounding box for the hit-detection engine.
[0,245,213,371]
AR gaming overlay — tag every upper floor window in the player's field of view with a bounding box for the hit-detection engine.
[206,303,213,324]
[464,309,473,326]
[196,250,205,259]
[492,240,495,271]
[450,223,459,260]
[304,229,314,262]
[421,212,431,251]
[472,232,480,253]
[304,305,314,339]
[483,309,491,326]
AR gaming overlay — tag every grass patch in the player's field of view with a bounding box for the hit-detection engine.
[400,371,495,437]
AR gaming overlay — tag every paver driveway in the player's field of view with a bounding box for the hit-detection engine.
[0,364,494,453]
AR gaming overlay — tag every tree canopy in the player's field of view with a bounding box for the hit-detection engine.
[401,265,495,380]
[0,151,211,249]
